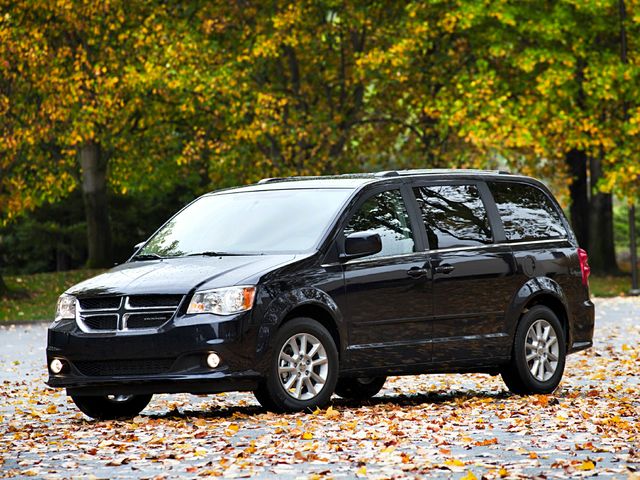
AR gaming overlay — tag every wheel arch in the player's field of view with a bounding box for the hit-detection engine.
[280,304,342,360]
[259,287,346,364]
[521,294,570,349]
[506,276,573,351]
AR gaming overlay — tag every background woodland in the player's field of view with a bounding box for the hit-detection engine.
[2,0,640,292]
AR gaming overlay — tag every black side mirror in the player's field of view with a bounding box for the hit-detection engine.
[341,231,382,261]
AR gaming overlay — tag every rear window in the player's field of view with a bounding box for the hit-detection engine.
[487,182,567,241]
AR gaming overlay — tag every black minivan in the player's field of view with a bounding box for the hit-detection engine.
[47,170,594,419]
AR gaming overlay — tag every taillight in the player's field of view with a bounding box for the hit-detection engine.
[578,248,590,286]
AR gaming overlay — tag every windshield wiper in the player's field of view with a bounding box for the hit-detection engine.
[186,251,252,257]
[132,253,165,261]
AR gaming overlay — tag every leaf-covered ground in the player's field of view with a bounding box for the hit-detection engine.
[1,297,639,479]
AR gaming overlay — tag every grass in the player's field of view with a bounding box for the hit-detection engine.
[588,273,633,297]
[1,270,105,323]
[1,268,637,323]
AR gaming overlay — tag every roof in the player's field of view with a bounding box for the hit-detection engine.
[255,168,512,185]
[208,169,519,196]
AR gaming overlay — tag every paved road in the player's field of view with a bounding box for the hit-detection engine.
[1,297,639,479]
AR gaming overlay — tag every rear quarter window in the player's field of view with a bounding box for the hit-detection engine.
[487,182,567,241]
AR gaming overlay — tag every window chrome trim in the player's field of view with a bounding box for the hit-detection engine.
[422,243,503,255]
[323,238,570,268]
[501,238,569,248]
[321,251,424,268]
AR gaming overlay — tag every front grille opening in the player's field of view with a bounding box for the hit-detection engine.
[128,295,183,308]
[74,358,175,376]
[79,297,121,310]
[126,313,171,330]
[83,315,118,331]
[76,294,184,333]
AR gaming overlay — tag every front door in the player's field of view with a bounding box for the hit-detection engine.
[343,189,433,371]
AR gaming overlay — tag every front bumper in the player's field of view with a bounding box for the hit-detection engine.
[46,312,270,396]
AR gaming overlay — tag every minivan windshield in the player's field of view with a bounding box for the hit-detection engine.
[137,188,353,257]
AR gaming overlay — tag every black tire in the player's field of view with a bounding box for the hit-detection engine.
[335,376,387,400]
[501,305,566,395]
[253,317,338,413]
[71,394,152,420]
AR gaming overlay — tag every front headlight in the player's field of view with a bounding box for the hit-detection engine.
[54,295,76,323]
[187,286,256,316]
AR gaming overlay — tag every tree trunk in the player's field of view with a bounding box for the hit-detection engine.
[79,141,113,268]
[589,155,618,274]
[56,247,69,272]
[0,269,10,298]
[0,269,28,299]
[567,149,589,251]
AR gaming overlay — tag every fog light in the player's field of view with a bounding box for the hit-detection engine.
[206,353,221,369]
[50,359,64,374]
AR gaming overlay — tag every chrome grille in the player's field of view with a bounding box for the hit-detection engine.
[83,315,118,331]
[128,295,183,308]
[77,294,183,333]
[125,313,173,330]
[79,297,121,310]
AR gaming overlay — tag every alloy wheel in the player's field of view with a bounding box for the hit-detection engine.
[277,333,329,400]
[524,319,559,382]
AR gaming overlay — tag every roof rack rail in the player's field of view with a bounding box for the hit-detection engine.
[378,168,511,176]
[257,177,283,184]
[374,171,400,178]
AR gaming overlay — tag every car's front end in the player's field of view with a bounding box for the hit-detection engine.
[45,181,362,418]
[46,256,301,397]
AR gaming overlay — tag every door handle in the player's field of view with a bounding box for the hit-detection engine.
[407,268,429,278]
[434,264,455,274]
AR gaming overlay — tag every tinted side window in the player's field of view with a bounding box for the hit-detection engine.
[488,182,567,241]
[413,185,492,249]
[344,190,415,257]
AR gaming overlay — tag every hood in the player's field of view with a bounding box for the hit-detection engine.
[66,254,301,298]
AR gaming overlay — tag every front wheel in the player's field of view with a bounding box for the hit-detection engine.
[71,394,153,420]
[335,376,387,400]
[501,305,566,395]
[254,317,338,413]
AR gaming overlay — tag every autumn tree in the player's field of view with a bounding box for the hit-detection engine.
[473,0,640,273]
[374,0,640,273]
[170,1,414,183]
[0,1,221,268]
[175,1,509,182]
[3,0,639,277]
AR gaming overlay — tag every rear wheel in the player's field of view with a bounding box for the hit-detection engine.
[335,376,387,400]
[501,305,566,395]
[71,394,152,420]
[254,317,338,413]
